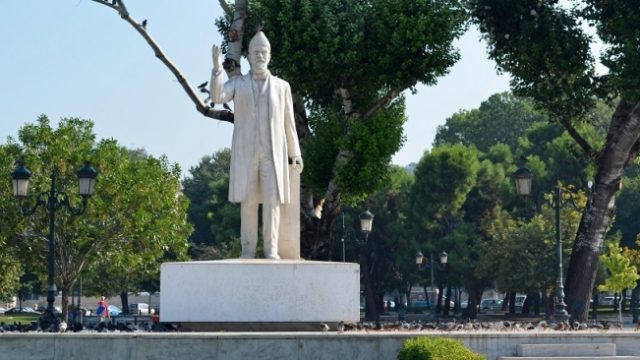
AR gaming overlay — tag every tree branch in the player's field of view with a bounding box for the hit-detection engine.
[363,87,402,120]
[90,0,234,123]
[558,116,597,159]
[218,0,233,17]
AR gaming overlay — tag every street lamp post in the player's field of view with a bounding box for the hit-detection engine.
[515,166,575,320]
[415,250,448,310]
[11,160,97,329]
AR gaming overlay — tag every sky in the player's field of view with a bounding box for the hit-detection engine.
[0,1,511,178]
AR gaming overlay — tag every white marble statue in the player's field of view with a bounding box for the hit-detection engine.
[211,31,303,260]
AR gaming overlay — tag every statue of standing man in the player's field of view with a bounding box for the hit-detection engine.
[211,31,303,260]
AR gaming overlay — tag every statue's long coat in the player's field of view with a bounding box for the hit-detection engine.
[211,71,301,204]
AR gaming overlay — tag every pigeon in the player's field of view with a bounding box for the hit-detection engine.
[320,322,330,332]
[337,321,344,333]
[197,81,210,94]
[58,321,67,333]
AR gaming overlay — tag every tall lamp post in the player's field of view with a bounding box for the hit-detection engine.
[515,165,573,320]
[11,160,97,329]
[415,250,448,310]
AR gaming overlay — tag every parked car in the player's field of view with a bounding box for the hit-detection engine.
[600,296,616,306]
[108,305,122,317]
[480,298,503,311]
[129,303,150,315]
[5,307,41,315]
[0,307,6,314]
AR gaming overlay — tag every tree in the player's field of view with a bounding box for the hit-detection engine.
[599,242,640,323]
[469,0,640,321]
[3,116,191,321]
[410,144,480,314]
[90,0,468,260]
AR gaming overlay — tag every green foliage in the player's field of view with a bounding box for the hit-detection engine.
[434,92,545,153]
[599,240,640,323]
[2,116,191,309]
[611,174,640,247]
[469,0,596,121]
[599,242,640,294]
[304,100,406,204]
[182,148,241,258]
[397,336,485,360]
[581,1,640,100]
[411,144,480,234]
[251,0,467,109]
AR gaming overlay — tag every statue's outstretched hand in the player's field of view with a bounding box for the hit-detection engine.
[212,44,222,74]
[292,156,304,173]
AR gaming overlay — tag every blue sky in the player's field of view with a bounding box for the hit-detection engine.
[0,1,510,178]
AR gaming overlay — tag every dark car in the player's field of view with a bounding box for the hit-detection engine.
[5,307,41,315]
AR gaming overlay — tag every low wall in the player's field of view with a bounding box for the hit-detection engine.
[1,331,639,360]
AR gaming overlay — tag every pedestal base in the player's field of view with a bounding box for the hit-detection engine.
[160,260,360,326]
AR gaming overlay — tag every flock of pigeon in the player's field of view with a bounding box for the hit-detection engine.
[330,319,633,333]
[0,320,176,334]
[0,319,635,334]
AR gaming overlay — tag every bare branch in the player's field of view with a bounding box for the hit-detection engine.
[558,116,597,159]
[90,0,234,123]
[363,87,402,120]
[218,0,233,17]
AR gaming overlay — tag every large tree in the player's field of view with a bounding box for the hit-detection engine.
[469,0,640,321]
[90,0,468,260]
[3,116,191,321]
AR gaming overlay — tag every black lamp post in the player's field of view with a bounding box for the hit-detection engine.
[12,160,97,329]
[515,165,572,320]
[415,250,448,309]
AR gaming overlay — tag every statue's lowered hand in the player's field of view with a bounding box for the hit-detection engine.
[292,156,304,173]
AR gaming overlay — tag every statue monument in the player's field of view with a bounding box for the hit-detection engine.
[159,31,359,330]
[211,31,303,260]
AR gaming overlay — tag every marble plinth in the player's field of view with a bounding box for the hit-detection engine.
[160,260,360,325]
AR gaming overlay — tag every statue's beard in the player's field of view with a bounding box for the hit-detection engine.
[252,62,268,73]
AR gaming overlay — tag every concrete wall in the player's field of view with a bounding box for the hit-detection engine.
[1,331,639,360]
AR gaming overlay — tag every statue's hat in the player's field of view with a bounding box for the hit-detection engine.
[249,31,271,50]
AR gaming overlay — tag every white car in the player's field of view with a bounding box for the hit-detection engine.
[129,303,150,315]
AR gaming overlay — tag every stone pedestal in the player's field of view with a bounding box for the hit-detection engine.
[160,260,360,328]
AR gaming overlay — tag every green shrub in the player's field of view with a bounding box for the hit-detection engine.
[397,336,486,360]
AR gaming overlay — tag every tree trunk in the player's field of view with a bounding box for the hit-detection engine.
[120,292,130,315]
[60,291,69,323]
[565,99,640,322]
[508,291,516,314]
[462,285,483,319]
